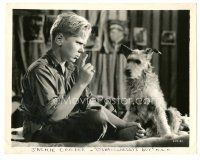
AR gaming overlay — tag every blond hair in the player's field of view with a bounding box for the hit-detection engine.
[50,12,91,42]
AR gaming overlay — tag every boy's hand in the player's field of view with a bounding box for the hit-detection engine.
[125,122,146,140]
[78,54,95,86]
[135,125,146,140]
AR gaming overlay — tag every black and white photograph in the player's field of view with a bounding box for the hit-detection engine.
[5,3,197,155]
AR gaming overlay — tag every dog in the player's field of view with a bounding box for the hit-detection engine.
[121,45,188,137]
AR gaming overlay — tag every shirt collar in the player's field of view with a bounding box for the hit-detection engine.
[47,49,76,72]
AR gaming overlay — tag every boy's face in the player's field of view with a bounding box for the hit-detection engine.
[60,35,88,63]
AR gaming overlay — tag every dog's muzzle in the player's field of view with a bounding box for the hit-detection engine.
[125,69,132,77]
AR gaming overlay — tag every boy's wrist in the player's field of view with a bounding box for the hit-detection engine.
[76,81,88,89]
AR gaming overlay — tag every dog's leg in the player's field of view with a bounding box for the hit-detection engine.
[123,111,138,122]
[166,107,182,134]
[152,97,171,136]
[149,88,175,137]
[153,107,173,137]
[123,111,132,121]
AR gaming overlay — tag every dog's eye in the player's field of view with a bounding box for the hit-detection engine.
[127,59,141,64]
[134,59,141,64]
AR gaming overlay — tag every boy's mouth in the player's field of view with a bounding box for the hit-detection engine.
[73,56,79,61]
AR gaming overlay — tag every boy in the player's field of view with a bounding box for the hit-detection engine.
[21,12,145,142]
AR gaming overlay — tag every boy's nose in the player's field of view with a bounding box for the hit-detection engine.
[79,46,84,53]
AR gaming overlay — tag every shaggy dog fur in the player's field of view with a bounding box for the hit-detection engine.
[122,47,188,137]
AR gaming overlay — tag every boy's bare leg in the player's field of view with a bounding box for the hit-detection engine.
[102,107,141,129]
[88,101,145,139]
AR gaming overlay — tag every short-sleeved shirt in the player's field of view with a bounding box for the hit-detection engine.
[20,49,92,139]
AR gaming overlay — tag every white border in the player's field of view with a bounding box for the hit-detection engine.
[1,0,199,160]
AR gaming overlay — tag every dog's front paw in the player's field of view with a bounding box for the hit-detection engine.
[178,131,189,136]
[145,128,157,137]
[164,133,178,139]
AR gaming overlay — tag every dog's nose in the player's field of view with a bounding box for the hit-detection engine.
[125,69,132,77]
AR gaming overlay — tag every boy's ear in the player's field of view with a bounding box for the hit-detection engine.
[55,33,64,46]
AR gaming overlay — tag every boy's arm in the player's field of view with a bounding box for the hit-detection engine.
[51,54,94,121]
[25,54,94,122]
[86,95,127,118]
[50,82,88,121]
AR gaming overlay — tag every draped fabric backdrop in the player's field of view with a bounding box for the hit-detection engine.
[12,10,189,115]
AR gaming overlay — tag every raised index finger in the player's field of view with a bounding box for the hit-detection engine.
[81,54,88,67]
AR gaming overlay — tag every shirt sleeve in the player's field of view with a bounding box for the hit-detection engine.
[75,87,93,111]
[29,66,62,116]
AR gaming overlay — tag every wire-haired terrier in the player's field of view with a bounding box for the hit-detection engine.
[121,45,189,137]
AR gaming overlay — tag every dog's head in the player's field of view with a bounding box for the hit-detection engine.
[121,45,161,79]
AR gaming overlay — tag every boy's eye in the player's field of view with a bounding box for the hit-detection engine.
[76,41,85,47]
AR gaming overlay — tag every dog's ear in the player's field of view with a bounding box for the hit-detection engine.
[120,44,133,58]
[145,48,162,60]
